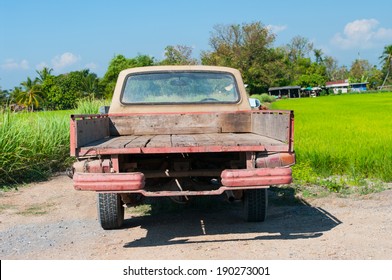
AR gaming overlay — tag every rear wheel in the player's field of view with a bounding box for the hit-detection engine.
[97,193,124,230]
[243,188,268,222]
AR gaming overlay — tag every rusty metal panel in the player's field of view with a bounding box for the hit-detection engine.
[221,175,292,186]
[70,117,77,156]
[121,185,269,197]
[73,159,111,173]
[256,152,295,168]
[78,143,290,156]
[222,167,292,178]
[221,167,292,187]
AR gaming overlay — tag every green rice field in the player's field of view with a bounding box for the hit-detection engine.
[272,93,392,182]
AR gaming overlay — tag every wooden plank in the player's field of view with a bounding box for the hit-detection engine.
[110,114,222,136]
[82,135,140,150]
[145,135,172,148]
[170,133,284,148]
[221,112,252,133]
[188,134,217,146]
[102,136,140,148]
[125,135,155,148]
[251,111,290,142]
[202,133,236,146]
[83,136,117,149]
[81,133,284,151]
[171,134,198,147]
[75,117,109,147]
[108,112,256,136]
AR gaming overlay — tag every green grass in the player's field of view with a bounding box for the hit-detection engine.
[272,93,392,183]
[76,98,109,114]
[0,99,110,187]
[0,109,72,186]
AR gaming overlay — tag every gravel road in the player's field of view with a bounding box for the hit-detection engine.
[1,175,391,260]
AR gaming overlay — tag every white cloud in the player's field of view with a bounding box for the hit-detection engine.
[267,24,287,34]
[375,27,392,40]
[20,60,29,70]
[85,62,98,71]
[332,19,392,49]
[51,52,80,70]
[1,59,29,70]
[36,62,49,70]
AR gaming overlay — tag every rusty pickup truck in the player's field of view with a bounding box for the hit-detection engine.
[70,65,295,229]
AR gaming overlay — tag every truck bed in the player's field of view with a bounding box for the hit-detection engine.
[70,110,294,157]
[79,132,286,156]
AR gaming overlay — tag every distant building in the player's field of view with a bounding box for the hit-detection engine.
[268,86,301,98]
[301,86,322,97]
[326,79,368,93]
[350,82,368,92]
[326,80,349,93]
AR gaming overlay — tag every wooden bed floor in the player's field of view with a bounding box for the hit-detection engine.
[82,133,285,150]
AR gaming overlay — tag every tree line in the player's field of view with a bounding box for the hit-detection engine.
[1,21,391,111]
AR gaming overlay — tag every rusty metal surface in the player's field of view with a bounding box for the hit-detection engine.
[255,152,295,168]
[69,117,77,156]
[111,185,269,197]
[78,144,289,157]
[221,167,292,187]
[73,172,145,191]
[72,159,111,173]
[73,166,291,193]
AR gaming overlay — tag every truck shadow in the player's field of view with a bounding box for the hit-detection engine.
[122,187,342,248]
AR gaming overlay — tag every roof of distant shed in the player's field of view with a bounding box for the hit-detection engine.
[268,86,301,91]
[350,82,368,86]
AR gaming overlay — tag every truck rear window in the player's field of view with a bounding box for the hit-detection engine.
[121,71,240,104]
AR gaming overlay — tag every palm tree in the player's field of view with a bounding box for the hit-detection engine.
[16,77,43,111]
[379,45,392,89]
[82,73,99,97]
[313,48,324,64]
[36,67,53,84]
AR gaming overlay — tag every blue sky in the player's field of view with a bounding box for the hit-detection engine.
[1,0,391,90]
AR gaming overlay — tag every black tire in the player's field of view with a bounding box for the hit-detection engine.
[243,188,268,222]
[97,193,124,230]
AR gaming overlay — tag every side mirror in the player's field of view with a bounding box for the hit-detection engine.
[248,98,261,109]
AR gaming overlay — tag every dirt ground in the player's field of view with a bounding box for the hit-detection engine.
[1,174,391,260]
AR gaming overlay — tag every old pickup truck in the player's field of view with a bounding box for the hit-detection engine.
[70,65,295,229]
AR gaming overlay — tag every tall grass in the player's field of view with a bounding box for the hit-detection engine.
[272,93,392,182]
[0,109,72,185]
[76,98,109,114]
[0,99,110,186]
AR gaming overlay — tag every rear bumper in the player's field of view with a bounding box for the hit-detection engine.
[73,172,145,191]
[73,167,292,194]
[221,168,292,187]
